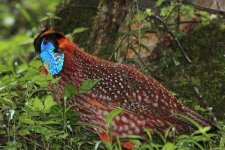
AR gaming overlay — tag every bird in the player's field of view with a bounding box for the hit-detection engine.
[34,29,217,149]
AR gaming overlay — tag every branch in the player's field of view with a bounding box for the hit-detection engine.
[108,34,127,61]
[180,0,225,16]
[149,15,192,63]
[68,4,97,10]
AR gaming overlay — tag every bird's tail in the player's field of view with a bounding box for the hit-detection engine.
[182,107,219,133]
[171,107,219,134]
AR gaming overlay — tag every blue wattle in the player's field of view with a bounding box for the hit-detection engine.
[40,39,64,75]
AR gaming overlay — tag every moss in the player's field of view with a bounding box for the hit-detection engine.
[88,0,128,57]
[53,0,127,57]
[53,0,99,51]
[160,20,225,120]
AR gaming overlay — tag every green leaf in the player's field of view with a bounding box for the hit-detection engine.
[193,105,207,112]
[116,136,122,150]
[72,27,89,35]
[46,12,54,17]
[64,84,78,98]
[160,5,175,17]
[145,129,153,142]
[52,16,62,20]
[145,8,153,16]
[5,141,22,149]
[50,104,61,115]
[30,73,59,87]
[23,69,39,81]
[220,136,225,150]
[0,64,10,73]
[19,117,35,125]
[43,95,57,113]
[156,0,164,6]
[40,12,61,21]
[33,98,44,111]
[0,98,13,105]
[16,64,28,74]
[106,108,123,124]
[79,79,100,93]
[15,4,35,27]
[65,33,74,41]
[58,133,69,139]
[101,141,113,150]
[29,59,42,68]
[162,142,175,150]
[195,126,211,135]
[45,12,61,20]
[32,74,49,87]
[130,139,141,146]
[18,129,30,136]
[0,130,6,135]
[29,125,48,134]
[45,74,60,84]
[29,98,44,112]
[35,120,58,125]
[65,105,80,123]
[43,130,64,141]
[134,12,146,22]
[175,114,202,130]
[39,16,49,22]
[44,60,50,73]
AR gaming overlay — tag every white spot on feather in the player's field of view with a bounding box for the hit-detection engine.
[115,116,120,121]
[121,116,129,123]
[138,95,142,102]
[153,103,158,107]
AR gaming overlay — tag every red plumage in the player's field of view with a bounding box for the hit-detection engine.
[34,30,217,148]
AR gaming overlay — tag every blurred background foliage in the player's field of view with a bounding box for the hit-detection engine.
[0,0,60,62]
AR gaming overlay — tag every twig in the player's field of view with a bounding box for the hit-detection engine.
[176,3,180,32]
[215,0,220,10]
[129,46,159,80]
[180,0,225,16]
[69,4,97,10]
[149,15,192,63]
[183,72,218,122]
[23,136,46,149]
[108,35,127,61]
[28,88,48,99]
[134,0,142,57]
[123,25,132,63]
[122,0,138,63]
[167,20,199,26]
[129,46,146,67]
[146,15,217,120]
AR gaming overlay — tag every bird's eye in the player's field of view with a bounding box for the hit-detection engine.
[41,38,55,52]
[43,39,48,45]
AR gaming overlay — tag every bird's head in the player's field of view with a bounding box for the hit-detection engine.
[34,29,74,75]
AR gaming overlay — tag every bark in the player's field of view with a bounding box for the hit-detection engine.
[88,0,128,55]
[53,0,100,50]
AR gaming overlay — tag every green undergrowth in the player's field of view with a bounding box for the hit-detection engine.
[0,59,98,149]
[146,20,225,121]
[174,21,225,120]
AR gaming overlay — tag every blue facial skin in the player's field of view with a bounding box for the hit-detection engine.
[40,38,64,75]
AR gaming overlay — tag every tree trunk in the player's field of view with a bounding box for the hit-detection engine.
[88,0,128,56]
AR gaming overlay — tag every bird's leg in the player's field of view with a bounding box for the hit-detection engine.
[120,141,135,149]
[97,129,135,149]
